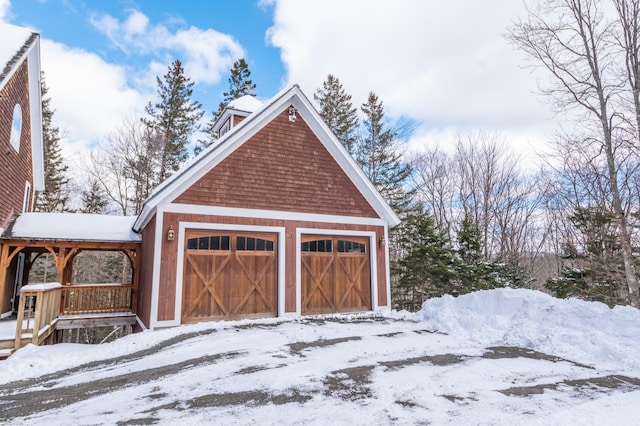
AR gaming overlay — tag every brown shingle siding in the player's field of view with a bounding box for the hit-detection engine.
[0,60,33,228]
[175,109,379,218]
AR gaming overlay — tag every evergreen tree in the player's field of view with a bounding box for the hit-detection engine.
[314,74,359,155]
[221,58,256,107]
[455,214,525,291]
[81,178,108,214]
[143,60,203,181]
[34,73,70,212]
[196,58,256,155]
[456,214,483,288]
[545,206,624,305]
[357,92,413,212]
[392,209,458,311]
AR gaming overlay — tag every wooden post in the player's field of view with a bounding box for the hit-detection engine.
[56,247,66,284]
[0,243,10,314]
[14,288,26,350]
[130,249,139,314]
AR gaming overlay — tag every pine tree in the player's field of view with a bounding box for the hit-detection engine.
[455,214,515,291]
[357,92,413,212]
[196,58,256,155]
[221,58,255,106]
[314,74,359,155]
[143,60,203,181]
[545,206,624,305]
[81,178,108,214]
[34,73,70,212]
[392,209,458,311]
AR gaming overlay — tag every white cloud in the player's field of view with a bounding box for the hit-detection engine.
[266,0,556,161]
[90,9,244,85]
[0,0,8,21]
[40,40,149,158]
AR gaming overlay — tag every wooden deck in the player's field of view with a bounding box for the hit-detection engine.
[1,282,137,359]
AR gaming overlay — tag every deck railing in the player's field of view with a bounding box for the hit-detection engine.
[62,284,134,315]
[15,283,62,350]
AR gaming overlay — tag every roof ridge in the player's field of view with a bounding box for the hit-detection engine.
[0,32,38,86]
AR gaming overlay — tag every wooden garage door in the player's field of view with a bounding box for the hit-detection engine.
[182,231,277,323]
[301,235,371,315]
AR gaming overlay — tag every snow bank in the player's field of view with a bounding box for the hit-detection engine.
[414,288,640,373]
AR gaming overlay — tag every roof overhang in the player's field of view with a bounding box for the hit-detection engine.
[3,212,141,243]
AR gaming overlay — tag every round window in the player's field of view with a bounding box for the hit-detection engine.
[10,104,22,152]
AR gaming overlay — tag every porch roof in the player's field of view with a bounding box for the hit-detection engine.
[2,213,141,243]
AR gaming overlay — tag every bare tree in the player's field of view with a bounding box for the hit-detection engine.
[507,0,640,306]
[410,149,456,236]
[410,132,547,285]
[85,116,160,215]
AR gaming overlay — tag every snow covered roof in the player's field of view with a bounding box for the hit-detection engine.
[133,85,401,231]
[4,213,141,242]
[227,94,263,113]
[0,23,37,87]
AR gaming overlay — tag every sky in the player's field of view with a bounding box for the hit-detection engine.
[1,288,639,424]
[0,0,555,174]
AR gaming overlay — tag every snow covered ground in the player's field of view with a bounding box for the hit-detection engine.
[0,288,639,425]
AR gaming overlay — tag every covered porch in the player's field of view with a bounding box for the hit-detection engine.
[0,213,141,357]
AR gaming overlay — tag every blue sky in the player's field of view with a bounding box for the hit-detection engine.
[5,0,284,113]
[1,0,555,167]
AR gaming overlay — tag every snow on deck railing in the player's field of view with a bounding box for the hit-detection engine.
[14,283,62,350]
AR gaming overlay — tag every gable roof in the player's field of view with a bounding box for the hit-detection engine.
[132,85,400,231]
[210,94,263,135]
[0,23,44,191]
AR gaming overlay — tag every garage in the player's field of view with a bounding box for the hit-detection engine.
[182,230,277,323]
[301,235,371,314]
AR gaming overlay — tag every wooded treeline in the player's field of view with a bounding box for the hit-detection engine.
[36,0,640,309]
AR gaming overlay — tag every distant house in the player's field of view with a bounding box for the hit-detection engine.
[133,86,399,329]
[0,23,44,316]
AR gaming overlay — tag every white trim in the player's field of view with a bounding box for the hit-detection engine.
[0,310,12,319]
[28,38,44,191]
[22,181,31,213]
[149,207,165,330]
[295,228,379,316]
[10,104,22,152]
[384,225,392,310]
[163,203,386,227]
[135,315,147,331]
[174,222,286,325]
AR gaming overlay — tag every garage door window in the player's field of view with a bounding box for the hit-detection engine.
[236,236,274,251]
[187,235,230,251]
[301,239,333,253]
[337,240,367,253]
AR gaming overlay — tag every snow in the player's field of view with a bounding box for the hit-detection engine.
[0,288,638,425]
[227,94,263,112]
[19,282,61,292]
[0,23,34,76]
[9,212,141,242]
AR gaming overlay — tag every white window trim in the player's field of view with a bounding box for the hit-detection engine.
[10,104,22,153]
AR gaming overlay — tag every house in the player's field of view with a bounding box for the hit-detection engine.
[0,23,44,317]
[0,35,399,333]
[133,85,400,329]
